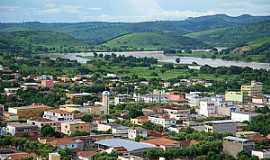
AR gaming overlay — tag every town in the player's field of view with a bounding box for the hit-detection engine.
[1,53,270,160]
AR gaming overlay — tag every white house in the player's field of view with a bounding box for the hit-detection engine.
[199,100,216,117]
[162,106,190,121]
[252,150,270,159]
[128,127,147,140]
[148,115,176,128]
[231,112,259,122]
[43,109,74,122]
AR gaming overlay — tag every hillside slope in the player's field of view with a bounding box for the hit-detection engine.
[0,31,88,53]
[186,20,270,47]
[100,32,209,50]
[0,14,269,44]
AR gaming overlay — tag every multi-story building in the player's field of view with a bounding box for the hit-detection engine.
[6,123,39,137]
[43,109,74,122]
[204,120,237,135]
[241,81,263,97]
[8,103,52,120]
[114,94,130,105]
[148,114,176,128]
[27,117,61,132]
[128,127,147,140]
[161,106,190,121]
[60,120,90,135]
[199,100,216,117]
[102,91,110,115]
[231,112,259,122]
[225,91,245,104]
[223,136,255,158]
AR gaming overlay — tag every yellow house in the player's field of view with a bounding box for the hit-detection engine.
[60,120,90,135]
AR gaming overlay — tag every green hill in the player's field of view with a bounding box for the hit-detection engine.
[0,14,269,44]
[186,20,270,47]
[0,31,89,53]
[229,37,270,62]
[100,32,209,51]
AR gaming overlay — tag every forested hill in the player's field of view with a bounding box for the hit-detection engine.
[0,31,88,54]
[0,14,270,45]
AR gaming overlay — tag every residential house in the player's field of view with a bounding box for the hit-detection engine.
[148,114,176,128]
[76,151,97,160]
[21,82,39,90]
[43,109,74,121]
[204,120,237,135]
[241,81,263,97]
[118,155,144,160]
[199,100,216,117]
[49,153,61,160]
[225,91,245,104]
[27,117,61,132]
[142,137,183,150]
[46,137,83,150]
[7,103,52,120]
[95,138,155,155]
[128,127,147,140]
[130,116,149,126]
[41,79,54,88]
[61,120,90,135]
[6,123,39,137]
[0,152,34,160]
[252,149,270,159]
[161,106,190,121]
[231,112,259,122]
[223,136,255,158]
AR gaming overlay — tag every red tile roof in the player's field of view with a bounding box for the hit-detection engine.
[47,137,81,145]
[77,151,97,158]
[142,137,179,146]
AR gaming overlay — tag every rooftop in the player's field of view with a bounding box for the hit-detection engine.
[77,151,97,158]
[205,120,237,124]
[47,137,82,145]
[46,109,72,114]
[224,136,252,143]
[11,103,51,110]
[142,137,179,146]
[7,122,37,128]
[95,138,155,151]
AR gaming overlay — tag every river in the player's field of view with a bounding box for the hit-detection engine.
[46,51,270,70]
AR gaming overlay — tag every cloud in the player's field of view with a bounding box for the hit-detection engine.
[0,0,269,22]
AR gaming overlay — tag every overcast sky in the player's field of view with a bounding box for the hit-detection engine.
[0,0,270,22]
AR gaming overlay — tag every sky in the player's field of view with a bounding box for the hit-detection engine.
[0,0,270,22]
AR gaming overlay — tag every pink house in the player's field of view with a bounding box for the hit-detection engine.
[41,80,54,88]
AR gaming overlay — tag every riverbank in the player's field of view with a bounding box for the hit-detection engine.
[46,52,270,70]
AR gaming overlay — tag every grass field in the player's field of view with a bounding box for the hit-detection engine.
[83,63,235,81]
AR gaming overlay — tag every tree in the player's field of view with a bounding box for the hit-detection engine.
[128,108,143,119]
[81,113,93,122]
[41,125,56,137]
[176,58,181,63]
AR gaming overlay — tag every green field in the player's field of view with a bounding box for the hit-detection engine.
[83,63,235,81]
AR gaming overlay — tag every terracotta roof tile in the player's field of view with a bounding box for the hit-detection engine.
[142,137,179,146]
